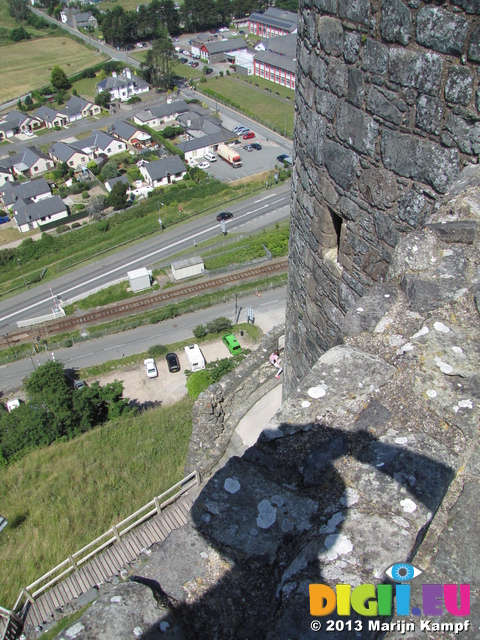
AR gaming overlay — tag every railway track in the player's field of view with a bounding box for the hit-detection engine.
[0,259,288,349]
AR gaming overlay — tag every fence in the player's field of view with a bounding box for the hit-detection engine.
[11,470,200,619]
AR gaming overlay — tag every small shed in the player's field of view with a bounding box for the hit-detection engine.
[171,256,205,281]
[128,267,152,292]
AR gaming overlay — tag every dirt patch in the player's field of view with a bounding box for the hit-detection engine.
[90,334,257,410]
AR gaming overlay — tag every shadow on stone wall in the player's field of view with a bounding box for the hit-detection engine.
[132,421,454,640]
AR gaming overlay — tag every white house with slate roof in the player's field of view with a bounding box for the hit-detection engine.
[97,69,149,102]
[5,147,54,178]
[49,141,90,170]
[70,130,126,158]
[34,105,69,129]
[109,120,151,147]
[139,155,186,188]
[13,196,69,233]
[132,100,190,128]
[0,111,40,140]
[0,161,14,187]
[60,96,101,122]
[1,178,52,211]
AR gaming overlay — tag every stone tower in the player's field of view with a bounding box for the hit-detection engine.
[284,0,480,394]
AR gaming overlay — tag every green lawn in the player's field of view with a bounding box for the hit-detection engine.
[0,0,58,40]
[0,396,194,609]
[198,75,295,137]
[0,37,107,103]
[71,75,101,102]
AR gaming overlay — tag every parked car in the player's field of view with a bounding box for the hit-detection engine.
[204,152,217,162]
[0,215,10,225]
[141,42,148,47]
[251,142,262,150]
[222,333,242,355]
[277,153,293,165]
[216,211,233,221]
[24,130,33,137]
[198,161,210,170]
[166,352,181,373]
[243,144,253,151]
[179,57,188,64]
[204,67,214,75]
[144,358,158,378]
[234,126,249,134]
[73,380,87,390]
[191,61,199,68]
[136,42,144,48]
[243,131,255,140]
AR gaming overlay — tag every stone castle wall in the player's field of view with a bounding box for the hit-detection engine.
[285,0,480,394]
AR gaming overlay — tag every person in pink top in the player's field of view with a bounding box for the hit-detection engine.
[269,349,283,378]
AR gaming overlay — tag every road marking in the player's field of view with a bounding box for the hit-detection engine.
[254,194,277,203]
[0,198,289,324]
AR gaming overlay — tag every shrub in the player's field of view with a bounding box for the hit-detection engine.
[148,344,168,358]
[186,370,212,399]
[193,324,206,339]
[199,77,207,84]
[82,68,97,78]
[55,225,69,234]
[71,222,81,229]
[126,96,142,105]
[205,317,232,334]
[81,191,90,200]
[96,220,109,233]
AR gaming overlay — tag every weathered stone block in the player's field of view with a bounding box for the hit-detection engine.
[358,167,398,209]
[327,57,347,96]
[397,188,429,227]
[366,85,406,125]
[415,94,444,135]
[339,196,362,221]
[343,30,361,63]
[347,67,364,108]
[468,24,480,62]
[445,66,474,105]
[312,0,337,14]
[380,0,412,45]
[317,16,344,56]
[338,0,370,25]
[388,231,437,279]
[374,211,400,247]
[336,100,378,156]
[425,221,477,245]
[381,128,459,193]
[442,113,480,155]
[416,6,470,56]
[453,0,480,14]
[315,87,337,120]
[324,139,358,190]
[306,110,326,166]
[362,39,388,75]
[389,49,443,95]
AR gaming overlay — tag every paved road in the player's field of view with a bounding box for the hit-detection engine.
[0,183,291,330]
[0,286,287,394]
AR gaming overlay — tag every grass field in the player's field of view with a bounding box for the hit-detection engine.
[1,37,107,103]
[70,74,101,102]
[199,75,295,137]
[0,396,194,608]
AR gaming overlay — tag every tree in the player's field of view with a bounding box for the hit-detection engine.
[87,194,107,219]
[107,181,128,210]
[8,0,28,22]
[24,94,33,107]
[51,66,71,90]
[143,27,176,90]
[10,26,30,41]
[95,90,111,109]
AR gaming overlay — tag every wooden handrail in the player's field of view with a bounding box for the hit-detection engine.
[12,470,199,616]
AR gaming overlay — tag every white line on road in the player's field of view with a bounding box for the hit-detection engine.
[254,193,277,203]
[0,198,289,324]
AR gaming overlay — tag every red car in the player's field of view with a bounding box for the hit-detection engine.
[243,131,255,140]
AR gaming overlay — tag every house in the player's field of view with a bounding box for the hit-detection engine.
[34,105,69,129]
[13,196,69,233]
[109,121,151,147]
[5,147,54,178]
[49,141,90,170]
[96,68,150,103]
[253,34,297,90]
[60,96,101,122]
[1,177,52,211]
[190,32,219,59]
[0,111,38,140]
[174,111,236,162]
[248,7,298,38]
[60,9,98,30]
[105,175,130,192]
[132,100,190,128]
[140,155,187,188]
[69,130,127,157]
[199,38,247,64]
[0,162,14,188]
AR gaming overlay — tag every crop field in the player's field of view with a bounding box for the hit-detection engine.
[1,37,107,103]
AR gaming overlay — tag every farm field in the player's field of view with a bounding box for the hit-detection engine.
[1,37,107,103]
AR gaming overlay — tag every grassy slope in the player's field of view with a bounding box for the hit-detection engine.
[1,37,107,103]
[0,396,194,608]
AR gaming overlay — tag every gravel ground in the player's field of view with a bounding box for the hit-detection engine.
[91,334,255,409]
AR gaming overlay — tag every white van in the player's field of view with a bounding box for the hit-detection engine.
[204,152,217,162]
[184,344,206,371]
